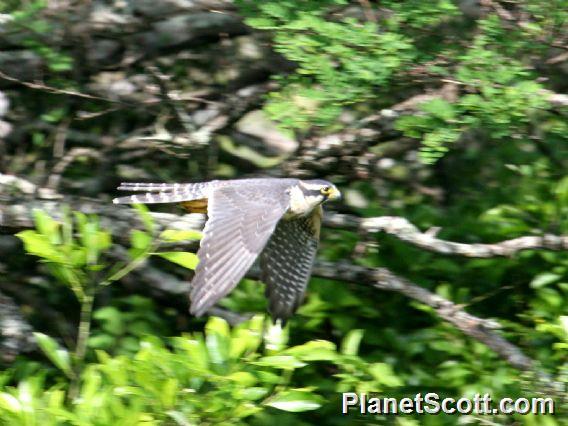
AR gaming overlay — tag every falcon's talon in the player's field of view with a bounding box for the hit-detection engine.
[114,178,340,322]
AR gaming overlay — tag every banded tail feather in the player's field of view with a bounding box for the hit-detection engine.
[113,182,212,205]
[117,182,187,191]
[113,192,189,204]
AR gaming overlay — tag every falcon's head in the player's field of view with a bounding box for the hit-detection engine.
[294,179,341,209]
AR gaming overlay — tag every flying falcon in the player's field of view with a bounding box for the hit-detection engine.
[113,178,341,322]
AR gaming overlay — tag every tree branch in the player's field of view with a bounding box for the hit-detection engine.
[311,261,534,371]
[325,214,568,257]
[0,290,36,362]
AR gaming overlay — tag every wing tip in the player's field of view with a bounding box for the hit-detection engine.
[189,301,208,318]
[189,288,211,317]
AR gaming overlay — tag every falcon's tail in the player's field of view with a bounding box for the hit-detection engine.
[112,182,210,205]
[116,182,184,191]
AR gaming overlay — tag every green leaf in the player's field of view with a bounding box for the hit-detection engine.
[238,387,268,400]
[160,378,178,408]
[554,176,568,205]
[34,332,73,377]
[131,230,152,250]
[264,321,289,352]
[227,372,257,386]
[341,329,364,355]
[167,411,191,425]
[206,317,230,338]
[560,316,568,338]
[205,317,230,366]
[253,355,306,370]
[265,390,322,412]
[87,334,115,349]
[16,230,67,264]
[530,273,561,289]
[33,209,61,244]
[160,229,203,242]
[41,107,67,123]
[94,306,124,335]
[76,213,102,264]
[96,231,112,251]
[133,204,154,232]
[0,392,21,413]
[175,337,210,373]
[420,98,456,121]
[368,363,403,387]
[156,252,199,270]
[284,340,337,361]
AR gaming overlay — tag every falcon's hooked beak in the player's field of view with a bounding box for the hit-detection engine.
[327,186,341,201]
[320,184,341,202]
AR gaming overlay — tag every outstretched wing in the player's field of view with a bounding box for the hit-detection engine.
[112,181,213,205]
[261,206,321,323]
[190,182,290,316]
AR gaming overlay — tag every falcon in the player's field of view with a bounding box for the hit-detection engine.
[113,178,341,322]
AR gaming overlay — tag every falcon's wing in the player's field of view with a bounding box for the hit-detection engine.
[261,206,321,323]
[190,183,290,316]
[112,182,212,205]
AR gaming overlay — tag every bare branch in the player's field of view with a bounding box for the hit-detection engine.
[147,66,200,137]
[0,290,36,362]
[0,70,129,104]
[357,0,377,23]
[325,214,568,257]
[46,148,102,191]
[311,261,535,371]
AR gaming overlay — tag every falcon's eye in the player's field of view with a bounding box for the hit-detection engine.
[320,186,331,195]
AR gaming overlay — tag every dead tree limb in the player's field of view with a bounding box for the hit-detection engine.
[312,261,534,371]
[0,290,35,362]
[5,200,567,258]
[325,214,568,257]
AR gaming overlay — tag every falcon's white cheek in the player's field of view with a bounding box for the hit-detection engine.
[287,186,321,217]
[309,195,326,208]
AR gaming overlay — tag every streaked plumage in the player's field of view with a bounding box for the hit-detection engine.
[113,178,340,322]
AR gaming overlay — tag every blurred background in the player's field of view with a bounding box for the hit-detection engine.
[0,0,566,424]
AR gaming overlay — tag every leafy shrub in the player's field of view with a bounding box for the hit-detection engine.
[0,316,405,425]
[236,1,563,164]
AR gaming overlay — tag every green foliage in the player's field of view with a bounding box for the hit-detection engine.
[14,208,203,398]
[16,210,112,300]
[237,0,415,131]
[90,296,173,355]
[16,206,202,295]
[396,17,553,163]
[383,0,459,28]
[155,251,199,270]
[33,333,73,379]
[0,316,405,425]
[160,229,203,242]
[237,1,563,164]
[1,0,73,72]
